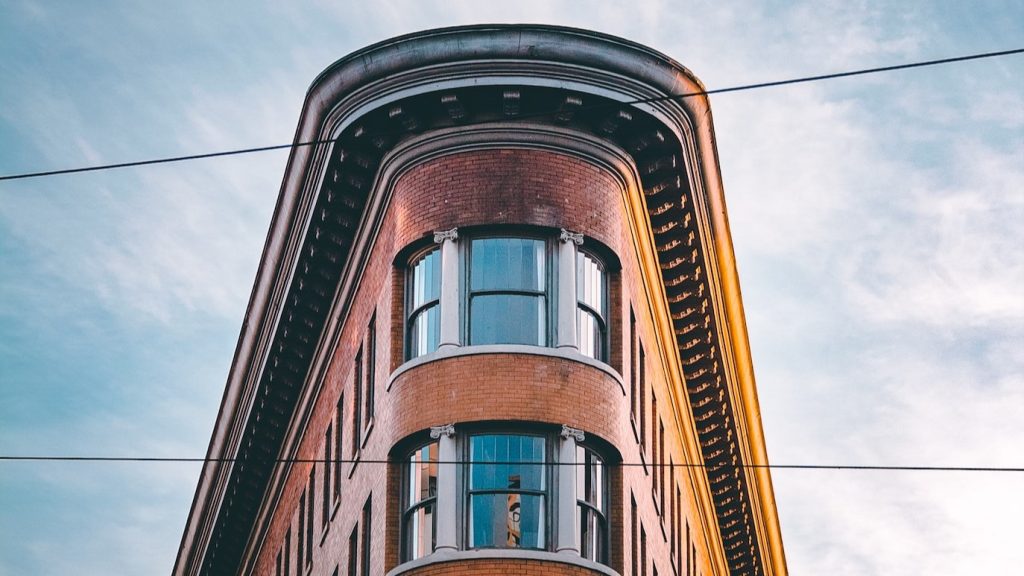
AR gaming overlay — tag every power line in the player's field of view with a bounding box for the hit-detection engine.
[1,455,1021,473]
[1,47,1021,183]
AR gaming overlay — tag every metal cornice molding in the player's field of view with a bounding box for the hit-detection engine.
[176,25,782,576]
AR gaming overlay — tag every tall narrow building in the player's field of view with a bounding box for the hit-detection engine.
[175,25,786,576]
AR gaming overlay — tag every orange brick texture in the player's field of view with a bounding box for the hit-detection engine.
[252,147,715,576]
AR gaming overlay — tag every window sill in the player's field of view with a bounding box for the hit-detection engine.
[386,548,618,576]
[360,419,374,450]
[320,521,330,547]
[388,344,625,394]
[330,497,341,521]
[348,453,359,478]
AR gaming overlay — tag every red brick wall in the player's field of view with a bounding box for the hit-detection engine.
[388,148,624,252]
[387,354,627,446]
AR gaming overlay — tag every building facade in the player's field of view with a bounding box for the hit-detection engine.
[174,25,786,576]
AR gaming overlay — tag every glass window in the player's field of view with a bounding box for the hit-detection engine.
[468,238,547,346]
[577,251,606,360]
[576,445,607,563]
[402,442,438,561]
[468,434,547,549]
[407,248,441,358]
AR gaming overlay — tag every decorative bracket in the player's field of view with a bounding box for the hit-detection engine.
[433,228,459,243]
[429,423,456,439]
[560,424,585,442]
[560,228,584,245]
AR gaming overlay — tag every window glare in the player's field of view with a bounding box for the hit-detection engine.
[576,251,606,360]
[412,250,441,308]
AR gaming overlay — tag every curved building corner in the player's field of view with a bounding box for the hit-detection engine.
[174,24,787,576]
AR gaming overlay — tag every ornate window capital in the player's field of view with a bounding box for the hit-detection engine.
[560,229,584,245]
[560,424,586,442]
[433,228,459,243]
[429,423,456,439]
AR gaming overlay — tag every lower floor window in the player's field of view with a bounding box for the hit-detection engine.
[400,427,609,564]
[403,443,438,561]
[468,434,547,549]
[576,444,607,563]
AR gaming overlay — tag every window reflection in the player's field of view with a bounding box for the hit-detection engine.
[469,238,547,346]
[402,442,438,561]
[407,249,441,358]
[576,251,606,360]
[468,434,547,549]
[575,445,607,563]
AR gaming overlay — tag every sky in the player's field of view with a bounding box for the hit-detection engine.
[0,1,1021,574]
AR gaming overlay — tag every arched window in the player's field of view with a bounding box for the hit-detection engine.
[576,250,607,360]
[402,442,438,561]
[407,248,441,359]
[397,427,612,568]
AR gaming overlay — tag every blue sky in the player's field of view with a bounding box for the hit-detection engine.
[0,1,1021,574]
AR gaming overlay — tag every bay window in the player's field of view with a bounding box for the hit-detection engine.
[403,229,611,364]
[399,426,611,567]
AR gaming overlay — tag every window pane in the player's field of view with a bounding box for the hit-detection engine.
[578,309,602,360]
[577,506,605,562]
[576,251,605,311]
[470,238,545,291]
[576,446,606,562]
[577,251,605,360]
[407,443,438,505]
[469,493,545,549]
[409,304,440,358]
[470,294,545,345]
[470,435,546,491]
[410,249,441,309]
[405,503,435,561]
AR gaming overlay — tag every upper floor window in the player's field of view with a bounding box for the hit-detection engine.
[576,250,606,360]
[407,248,441,359]
[403,229,612,364]
[468,238,548,346]
[576,444,607,563]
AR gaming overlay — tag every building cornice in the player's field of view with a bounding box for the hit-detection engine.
[175,25,785,576]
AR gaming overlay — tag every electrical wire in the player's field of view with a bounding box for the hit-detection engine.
[0,455,1021,473]
[1,47,1021,183]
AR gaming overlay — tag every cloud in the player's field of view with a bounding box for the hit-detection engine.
[840,140,1024,327]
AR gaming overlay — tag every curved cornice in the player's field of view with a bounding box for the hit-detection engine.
[175,25,785,576]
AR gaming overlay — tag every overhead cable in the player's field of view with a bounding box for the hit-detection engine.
[1,455,1021,473]
[1,47,1021,183]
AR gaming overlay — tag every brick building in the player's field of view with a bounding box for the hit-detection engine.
[174,25,787,576]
